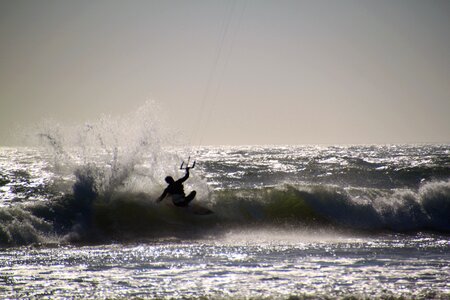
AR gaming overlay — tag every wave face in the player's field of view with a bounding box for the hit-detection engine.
[0,106,449,246]
[208,181,450,232]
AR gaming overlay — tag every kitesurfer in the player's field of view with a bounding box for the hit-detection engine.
[156,167,196,207]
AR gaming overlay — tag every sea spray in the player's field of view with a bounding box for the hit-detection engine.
[4,101,214,244]
[33,101,188,197]
[3,103,165,244]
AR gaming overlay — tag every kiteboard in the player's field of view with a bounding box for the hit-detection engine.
[165,201,213,215]
[186,203,214,215]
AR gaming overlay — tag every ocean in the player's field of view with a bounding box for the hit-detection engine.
[1,129,450,298]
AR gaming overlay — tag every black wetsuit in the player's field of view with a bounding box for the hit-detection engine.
[158,170,196,207]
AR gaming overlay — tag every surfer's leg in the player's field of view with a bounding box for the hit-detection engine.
[173,191,196,207]
[172,194,187,207]
[185,191,196,205]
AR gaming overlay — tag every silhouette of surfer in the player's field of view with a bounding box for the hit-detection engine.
[156,167,196,207]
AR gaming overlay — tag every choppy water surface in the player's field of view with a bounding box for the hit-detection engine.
[191,144,450,189]
[1,233,449,299]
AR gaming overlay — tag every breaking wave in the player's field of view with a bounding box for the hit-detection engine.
[1,179,449,247]
[211,181,450,232]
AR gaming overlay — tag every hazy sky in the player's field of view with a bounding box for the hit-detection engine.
[1,0,449,145]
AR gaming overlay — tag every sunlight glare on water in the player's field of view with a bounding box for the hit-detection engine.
[1,233,449,299]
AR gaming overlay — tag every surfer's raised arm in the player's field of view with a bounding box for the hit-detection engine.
[178,167,190,183]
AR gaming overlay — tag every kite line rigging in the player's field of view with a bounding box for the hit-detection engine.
[174,0,247,168]
[187,0,247,154]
